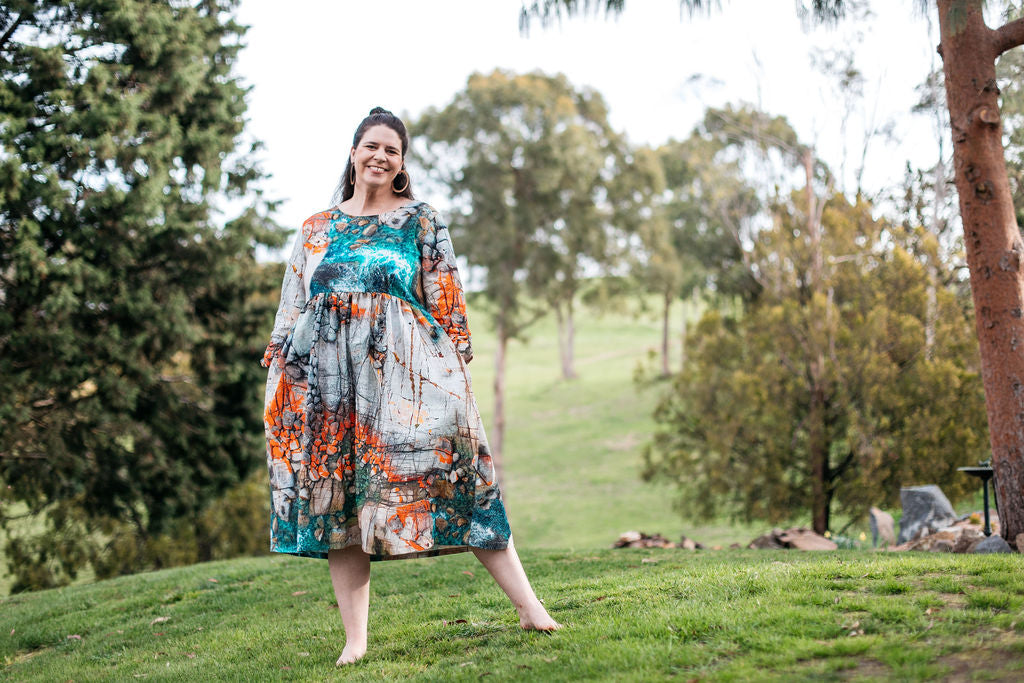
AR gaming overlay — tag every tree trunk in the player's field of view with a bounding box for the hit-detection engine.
[680,296,688,370]
[937,0,1024,541]
[661,290,671,377]
[804,147,831,535]
[809,382,830,535]
[564,297,577,380]
[493,319,507,487]
[553,300,577,380]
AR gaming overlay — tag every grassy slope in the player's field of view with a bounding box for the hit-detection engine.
[468,298,764,550]
[0,298,758,594]
[3,550,1024,681]
[3,299,1024,680]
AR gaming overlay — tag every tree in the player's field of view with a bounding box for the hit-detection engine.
[522,0,1024,543]
[0,0,281,590]
[412,69,622,468]
[644,192,987,531]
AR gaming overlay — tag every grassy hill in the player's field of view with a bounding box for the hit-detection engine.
[0,297,763,595]
[465,295,763,551]
[3,549,1024,680]
[3,298,1024,680]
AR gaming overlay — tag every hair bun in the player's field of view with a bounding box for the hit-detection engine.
[369,106,391,116]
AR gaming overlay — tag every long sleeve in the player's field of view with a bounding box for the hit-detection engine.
[261,221,308,368]
[420,209,473,364]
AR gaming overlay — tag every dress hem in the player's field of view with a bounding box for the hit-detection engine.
[270,538,510,562]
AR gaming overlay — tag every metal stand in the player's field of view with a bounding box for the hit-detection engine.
[958,465,996,536]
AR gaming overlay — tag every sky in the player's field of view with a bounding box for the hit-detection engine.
[233,0,943,232]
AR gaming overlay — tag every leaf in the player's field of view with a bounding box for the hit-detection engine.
[150,617,170,625]
[291,590,308,596]
[208,578,219,583]
[66,634,82,640]
[461,570,475,577]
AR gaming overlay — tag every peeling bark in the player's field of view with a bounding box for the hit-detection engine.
[938,0,1024,541]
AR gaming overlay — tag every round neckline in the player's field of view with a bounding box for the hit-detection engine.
[333,200,422,218]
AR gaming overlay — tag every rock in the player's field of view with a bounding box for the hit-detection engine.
[1016,533,1024,553]
[779,528,839,551]
[953,527,985,554]
[869,507,896,548]
[972,534,1013,554]
[612,531,675,549]
[748,527,837,551]
[748,528,786,549]
[728,543,742,549]
[679,535,705,550]
[897,486,958,544]
[618,530,642,545]
[929,539,954,552]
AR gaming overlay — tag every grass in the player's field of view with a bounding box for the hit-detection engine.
[5,295,1018,679]
[3,550,1024,680]
[466,296,769,551]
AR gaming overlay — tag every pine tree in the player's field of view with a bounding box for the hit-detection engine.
[0,0,283,590]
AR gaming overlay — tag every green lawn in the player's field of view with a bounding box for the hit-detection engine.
[3,298,1023,680]
[467,298,766,551]
[3,550,1023,680]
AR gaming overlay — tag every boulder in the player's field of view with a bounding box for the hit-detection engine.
[953,527,985,553]
[747,528,786,549]
[869,507,896,547]
[612,531,676,549]
[748,527,837,551]
[972,534,1013,554]
[897,486,958,544]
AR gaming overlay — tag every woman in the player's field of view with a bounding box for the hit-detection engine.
[261,107,559,665]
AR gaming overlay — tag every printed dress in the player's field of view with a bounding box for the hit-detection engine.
[261,201,510,560]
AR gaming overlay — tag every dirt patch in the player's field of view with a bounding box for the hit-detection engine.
[935,649,1024,682]
[839,658,888,680]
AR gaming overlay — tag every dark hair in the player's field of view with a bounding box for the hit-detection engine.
[333,107,414,205]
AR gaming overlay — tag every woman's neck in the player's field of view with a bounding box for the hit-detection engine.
[342,186,407,216]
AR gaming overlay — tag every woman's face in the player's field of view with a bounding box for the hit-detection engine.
[351,124,404,193]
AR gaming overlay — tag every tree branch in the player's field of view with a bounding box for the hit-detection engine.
[994,18,1024,57]
[0,13,24,52]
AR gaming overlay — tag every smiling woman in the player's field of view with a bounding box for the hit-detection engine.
[260,107,560,666]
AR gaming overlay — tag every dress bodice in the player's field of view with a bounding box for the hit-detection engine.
[308,203,424,307]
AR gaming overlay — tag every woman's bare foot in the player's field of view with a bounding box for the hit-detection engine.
[518,600,562,631]
[335,641,367,665]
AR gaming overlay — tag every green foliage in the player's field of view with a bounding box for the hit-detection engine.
[412,70,624,345]
[0,1,284,590]
[644,191,988,528]
[3,550,1024,680]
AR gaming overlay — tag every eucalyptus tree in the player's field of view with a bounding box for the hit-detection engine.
[0,0,281,590]
[522,0,1024,542]
[412,69,623,466]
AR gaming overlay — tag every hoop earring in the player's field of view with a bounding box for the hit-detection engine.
[349,164,355,184]
[392,169,410,193]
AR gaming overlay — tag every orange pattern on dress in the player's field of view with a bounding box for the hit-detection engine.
[265,376,305,465]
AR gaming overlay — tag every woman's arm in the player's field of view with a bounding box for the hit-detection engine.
[420,209,473,364]
[261,221,308,368]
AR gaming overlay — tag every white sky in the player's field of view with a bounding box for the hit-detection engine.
[234,0,941,232]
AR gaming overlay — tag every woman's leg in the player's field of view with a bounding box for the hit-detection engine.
[472,537,561,630]
[327,545,371,664]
